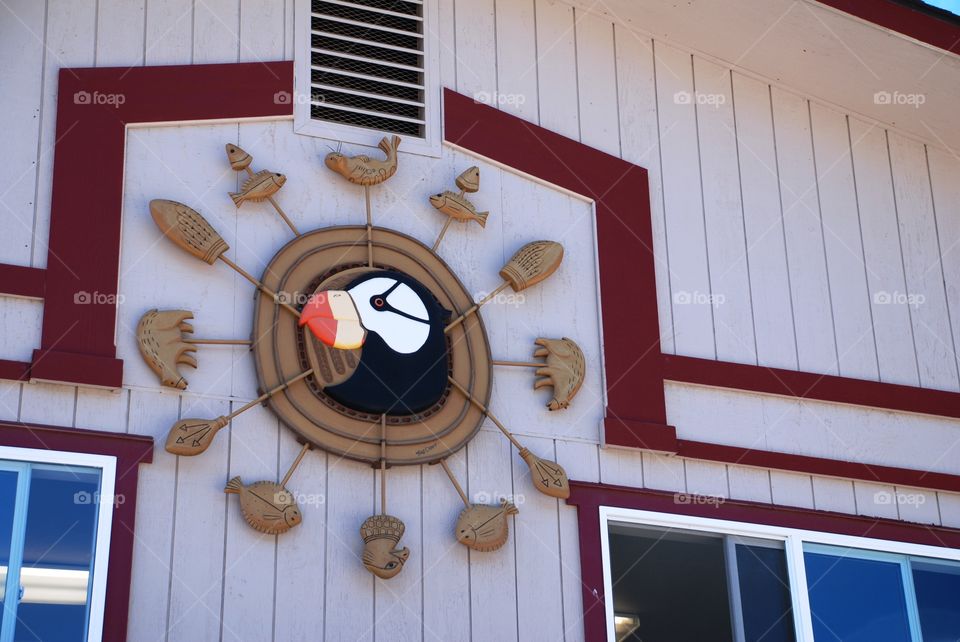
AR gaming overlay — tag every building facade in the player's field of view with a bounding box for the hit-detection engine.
[1,0,960,640]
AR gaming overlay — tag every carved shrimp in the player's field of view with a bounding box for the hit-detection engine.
[533,337,586,410]
[136,309,198,389]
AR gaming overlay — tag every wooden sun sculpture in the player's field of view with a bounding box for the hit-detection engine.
[139,138,588,578]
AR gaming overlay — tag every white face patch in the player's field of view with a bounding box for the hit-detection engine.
[348,277,430,354]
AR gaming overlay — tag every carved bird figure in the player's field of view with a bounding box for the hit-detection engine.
[324,135,401,186]
[360,514,410,579]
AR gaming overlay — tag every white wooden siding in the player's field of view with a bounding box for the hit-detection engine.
[0,2,959,641]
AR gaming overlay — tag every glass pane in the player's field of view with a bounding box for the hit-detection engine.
[0,469,19,635]
[804,549,911,642]
[736,543,796,642]
[13,465,101,642]
[608,524,733,642]
[912,560,960,642]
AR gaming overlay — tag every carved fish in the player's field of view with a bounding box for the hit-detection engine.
[229,169,286,206]
[325,135,400,186]
[137,309,197,389]
[533,337,586,410]
[455,499,518,552]
[455,166,480,193]
[225,143,252,171]
[360,514,410,579]
[429,191,488,228]
[224,477,302,535]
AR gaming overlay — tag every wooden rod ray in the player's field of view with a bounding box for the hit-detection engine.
[439,459,470,508]
[281,442,312,487]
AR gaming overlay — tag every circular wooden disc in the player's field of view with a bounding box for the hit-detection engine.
[253,226,492,466]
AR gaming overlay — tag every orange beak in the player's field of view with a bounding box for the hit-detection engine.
[299,290,367,350]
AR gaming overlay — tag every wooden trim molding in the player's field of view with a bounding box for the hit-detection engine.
[443,88,676,450]
[0,421,153,642]
[0,62,293,388]
[566,480,960,641]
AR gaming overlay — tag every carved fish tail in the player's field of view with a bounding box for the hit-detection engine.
[224,476,243,494]
[380,135,401,160]
[474,211,488,228]
[501,500,519,515]
[229,191,244,207]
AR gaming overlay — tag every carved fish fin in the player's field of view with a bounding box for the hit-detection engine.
[474,211,488,228]
[240,169,270,192]
[224,476,243,494]
[229,191,244,206]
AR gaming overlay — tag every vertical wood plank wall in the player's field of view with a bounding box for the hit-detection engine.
[1,1,960,640]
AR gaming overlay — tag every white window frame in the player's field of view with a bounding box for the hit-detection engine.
[599,505,960,642]
[0,446,116,642]
[293,0,443,158]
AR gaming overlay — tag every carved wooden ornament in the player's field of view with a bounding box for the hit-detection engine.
[455,500,519,552]
[324,135,400,186]
[143,134,579,578]
[360,514,410,579]
[225,477,303,535]
[534,337,585,411]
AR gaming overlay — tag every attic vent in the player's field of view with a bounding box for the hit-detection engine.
[309,0,425,138]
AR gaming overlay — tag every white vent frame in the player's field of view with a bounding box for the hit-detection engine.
[294,0,442,158]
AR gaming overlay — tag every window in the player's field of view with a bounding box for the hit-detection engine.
[0,447,115,642]
[294,0,441,157]
[601,507,960,642]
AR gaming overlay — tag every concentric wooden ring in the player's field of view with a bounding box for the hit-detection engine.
[252,226,492,466]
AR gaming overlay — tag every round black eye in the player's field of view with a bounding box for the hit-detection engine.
[372,297,385,309]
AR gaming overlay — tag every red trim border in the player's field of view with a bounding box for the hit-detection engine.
[0,421,153,642]
[816,0,960,55]
[567,480,960,641]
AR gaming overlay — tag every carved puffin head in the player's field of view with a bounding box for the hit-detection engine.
[299,271,450,415]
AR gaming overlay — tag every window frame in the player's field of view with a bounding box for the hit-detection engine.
[599,505,960,642]
[293,0,443,157]
[0,445,117,642]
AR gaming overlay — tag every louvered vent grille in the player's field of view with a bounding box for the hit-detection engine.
[310,0,425,137]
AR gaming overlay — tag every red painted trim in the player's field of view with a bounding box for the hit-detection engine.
[443,88,677,449]
[0,264,45,299]
[17,61,294,389]
[0,420,153,642]
[663,354,960,420]
[567,480,960,641]
[675,439,960,493]
[0,360,30,382]
[816,0,960,54]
